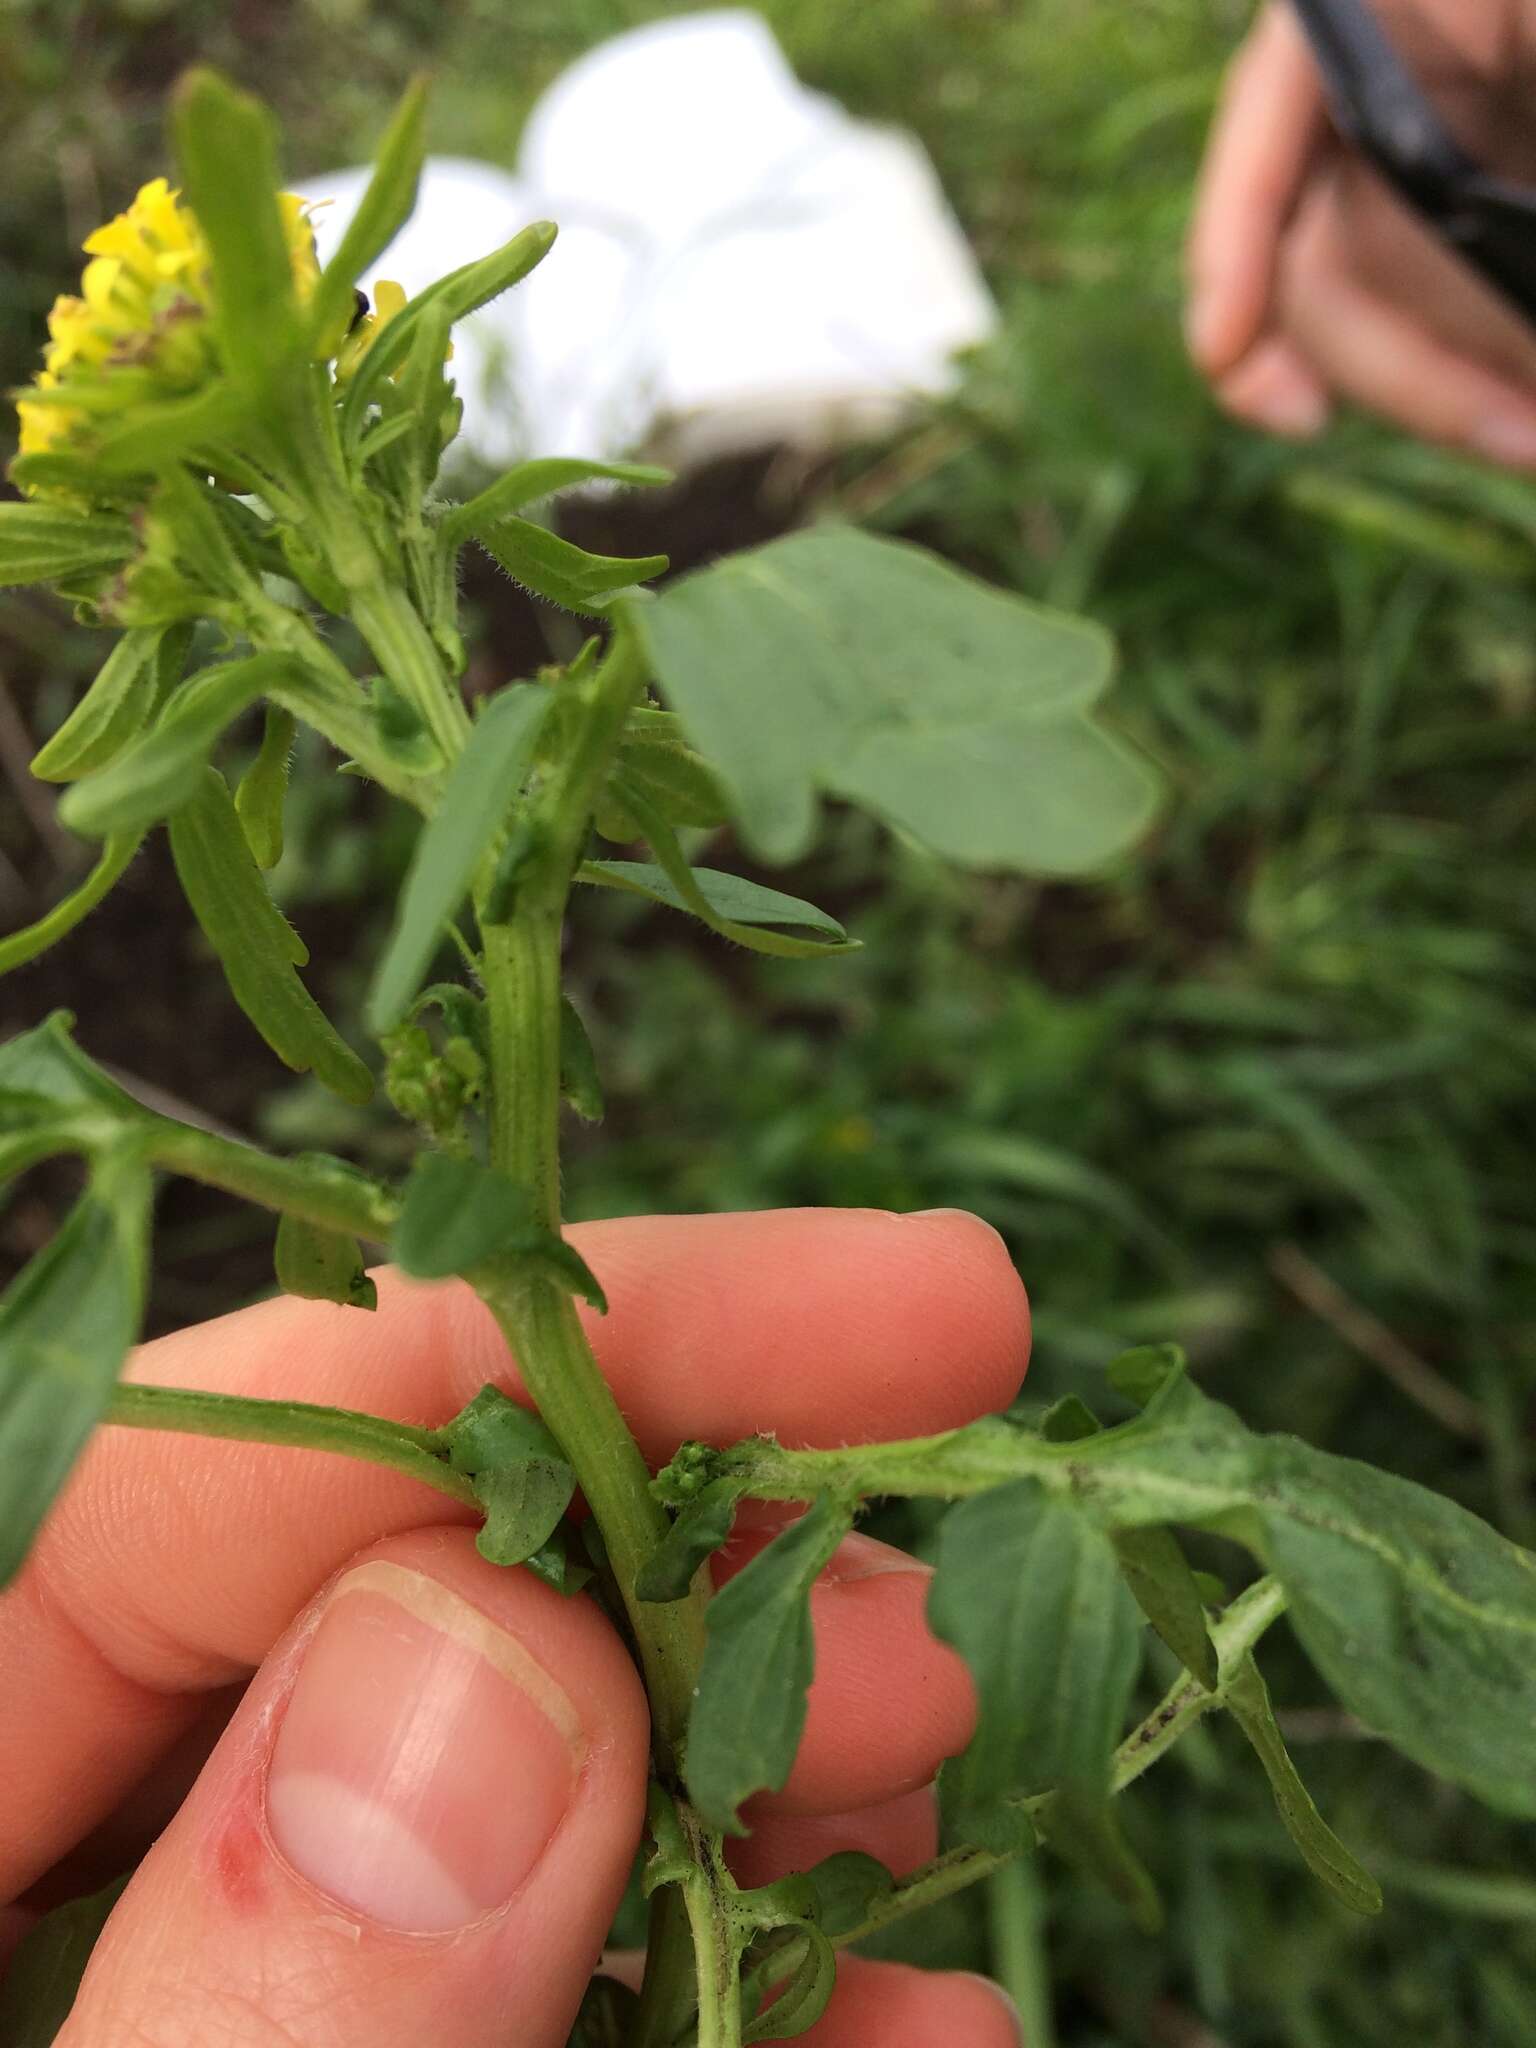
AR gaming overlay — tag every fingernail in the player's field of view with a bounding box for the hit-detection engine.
[959,1974,1027,2043]
[267,1560,582,1932]
[1472,414,1536,467]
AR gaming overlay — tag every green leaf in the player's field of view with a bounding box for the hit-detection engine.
[742,1924,838,2043]
[442,1383,566,1474]
[60,655,286,838]
[1111,1526,1218,1690]
[0,503,135,589]
[564,1977,642,2048]
[273,1213,376,1311]
[578,859,855,959]
[1224,1655,1382,1915]
[636,1478,742,1602]
[1108,1341,1189,1410]
[929,1480,1142,1840]
[442,457,671,548]
[88,380,248,477]
[600,725,730,840]
[308,76,429,351]
[1040,1393,1103,1443]
[686,1494,854,1833]
[30,629,166,782]
[367,684,553,1032]
[474,516,667,616]
[340,220,557,433]
[634,525,1158,869]
[167,768,373,1104]
[0,1874,130,2046]
[471,1462,576,1568]
[439,1385,575,1571]
[1255,1443,1536,1820]
[1016,1370,1536,1818]
[236,704,296,869]
[0,832,144,977]
[559,996,604,1122]
[802,1851,896,1939]
[172,68,302,387]
[1036,1788,1162,1933]
[393,1153,606,1307]
[0,1012,144,1125]
[0,1150,151,1587]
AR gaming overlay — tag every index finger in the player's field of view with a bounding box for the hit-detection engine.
[1186,2,1327,376]
[1,1206,1027,1899]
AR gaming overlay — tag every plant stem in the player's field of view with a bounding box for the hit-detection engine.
[105,1382,476,1506]
[143,1121,397,1242]
[987,1858,1054,2048]
[349,577,471,765]
[834,1577,1290,1948]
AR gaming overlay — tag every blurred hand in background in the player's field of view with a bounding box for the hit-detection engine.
[1186,0,1536,465]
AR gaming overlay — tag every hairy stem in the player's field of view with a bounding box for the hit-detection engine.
[144,1120,397,1242]
[835,1577,1290,1948]
[105,1383,476,1506]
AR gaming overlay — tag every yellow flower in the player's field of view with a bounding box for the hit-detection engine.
[14,178,324,474]
[335,277,412,382]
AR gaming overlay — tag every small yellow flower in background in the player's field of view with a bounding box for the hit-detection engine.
[14,178,323,475]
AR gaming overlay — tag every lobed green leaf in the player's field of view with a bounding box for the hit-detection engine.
[634,525,1158,870]
[393,1154,606,1307]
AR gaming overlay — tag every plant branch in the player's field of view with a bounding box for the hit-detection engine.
[143,1119,398,1241]
[105,1382,477,1506]
[833,1576,1290,1948]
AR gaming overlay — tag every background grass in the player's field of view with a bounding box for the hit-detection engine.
[4,3,1536,2042]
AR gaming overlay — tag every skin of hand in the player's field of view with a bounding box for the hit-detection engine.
[1186,0,1536,465]
[0,1207,1030,2048]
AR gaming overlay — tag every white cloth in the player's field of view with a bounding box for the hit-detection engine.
[299,9,997,471]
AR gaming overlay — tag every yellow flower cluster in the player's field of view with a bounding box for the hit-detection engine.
[16,177,321,462]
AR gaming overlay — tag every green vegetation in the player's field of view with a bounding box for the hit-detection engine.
[4,4,1535,2042]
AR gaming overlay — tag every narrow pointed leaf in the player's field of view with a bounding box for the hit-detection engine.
[559,996,604,1122]
[171,68,302,385]
[1225,1655,1382,1914]
[60,655,286,838]
[0,503,135,589]
[0,1150,151,1587]
[236,704,296,869]
[308,76,429,350]
[1111,1525,1219,1689]
[341,221,556,432]
[475,516,666,616]
[686,1494,855,1833]
[578,859,854,958]
[31,629,165,782]
[0,832,143,976]
[168,768,373,1103]
[443,458,671,547]
[368,684,553,1033]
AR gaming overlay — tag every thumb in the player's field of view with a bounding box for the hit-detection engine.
[57,1528,650,2048]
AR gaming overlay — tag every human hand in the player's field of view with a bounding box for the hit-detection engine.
[1186,0,1536,465]
[0,1208,1029,2047]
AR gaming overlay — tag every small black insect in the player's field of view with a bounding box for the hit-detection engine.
[348,286,371,333]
